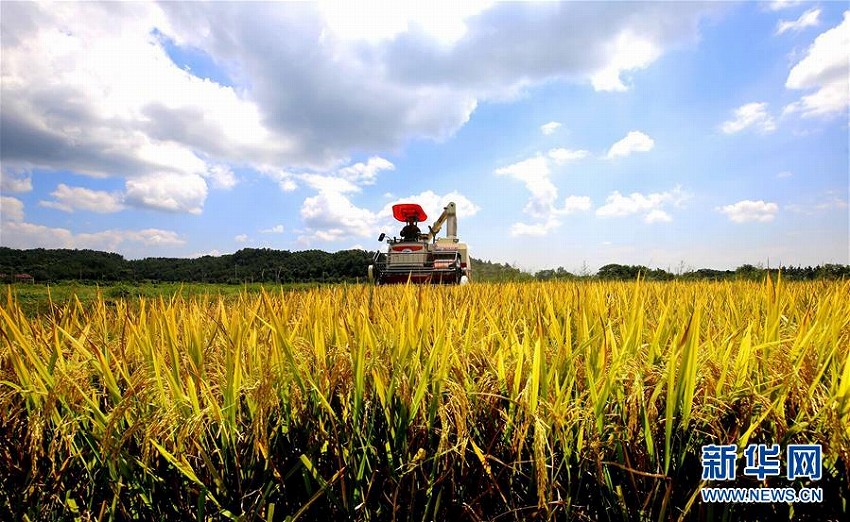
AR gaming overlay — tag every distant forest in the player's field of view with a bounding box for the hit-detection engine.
[0,247,848,284]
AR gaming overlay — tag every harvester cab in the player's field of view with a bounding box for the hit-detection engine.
[369,202,472,285]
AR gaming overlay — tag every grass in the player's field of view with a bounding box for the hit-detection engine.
[0,278,848,520]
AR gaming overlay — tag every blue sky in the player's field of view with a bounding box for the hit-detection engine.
[1,1,847,271]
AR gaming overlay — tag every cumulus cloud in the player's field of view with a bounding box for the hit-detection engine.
[540,121,561,135]
[300,174,361,194]
[777,171,793,178]
[206,165,238,190]
[495,156,557,218]
[495,155,591,235]
[767,1,804,11]
[1,196,25,222]
[596,186,688,222]
[591,31,661,92]
[39,184,125,213]
[124,173,208,214]
[293,157,403,243]
[0,3,285,193]
[776,8,820,35]
[161,1,713,158]
[315,1,492,46]
[606,131,655,158]
[784,12,850,118]
[644,209,672,223]
[509,217,561,237]
[261,224,285,234]
[717,200,778,223]
[337,157,395,185]
[234,234,249,243]
[555,195,592,215]
[0,171,32,193]
[1,221,183,250]
[259,167,299,192]
[720,103,776,134]
[300,190,379,242]
[548,148,589,165]
[1,2,719,246]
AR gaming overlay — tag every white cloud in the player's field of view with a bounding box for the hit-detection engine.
[261,224,285,234]
[300,174,361,194]
[495,155,590,235]
[287,157,399,242]
[1,221,183,250]
[720,102,776,134]
[300,190,378,242]
[495,156,557,218]
[717,200,778,223]
[169,2,712,155]
[258,166,299,192]
[124,173,208,214]
[1,196,25,222]
[39,184,124,213]
[768,1,804,11]
[206,165,237,190]
[2,2,716,197]
[777,171,793,178]
[548,148,589,165]
[316,0,493,46]
[0,3,291,189]
[124,229,184,246]
[267,157,393,210]
[234,234,249,243]
[555,195,592,215]
[644,208,672,223]
[0,171,32,193]
[189,249,222,258]
[606,131,655,158]
[540,121,561,135]
[776,8,820,35]
[784,12,850,118]
[591,31,661,92]
[295,156,460,243]
[509,217,561,237]
[596,187,688,221]
[336,156,395,185]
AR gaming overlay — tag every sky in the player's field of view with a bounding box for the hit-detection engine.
[0,1,847,272]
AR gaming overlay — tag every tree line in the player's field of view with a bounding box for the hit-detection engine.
[0,247,847,284]
[0,247,373,284]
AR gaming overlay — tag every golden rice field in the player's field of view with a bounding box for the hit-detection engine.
[1,279,848,521]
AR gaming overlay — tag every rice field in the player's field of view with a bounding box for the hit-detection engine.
[1,278,848,520]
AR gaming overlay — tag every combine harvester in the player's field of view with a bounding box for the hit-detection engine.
[369,202,472,285]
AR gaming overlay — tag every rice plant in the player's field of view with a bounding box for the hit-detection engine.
[0,278,847,520]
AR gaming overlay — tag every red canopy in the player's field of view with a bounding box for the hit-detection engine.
[392,203,427,222]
